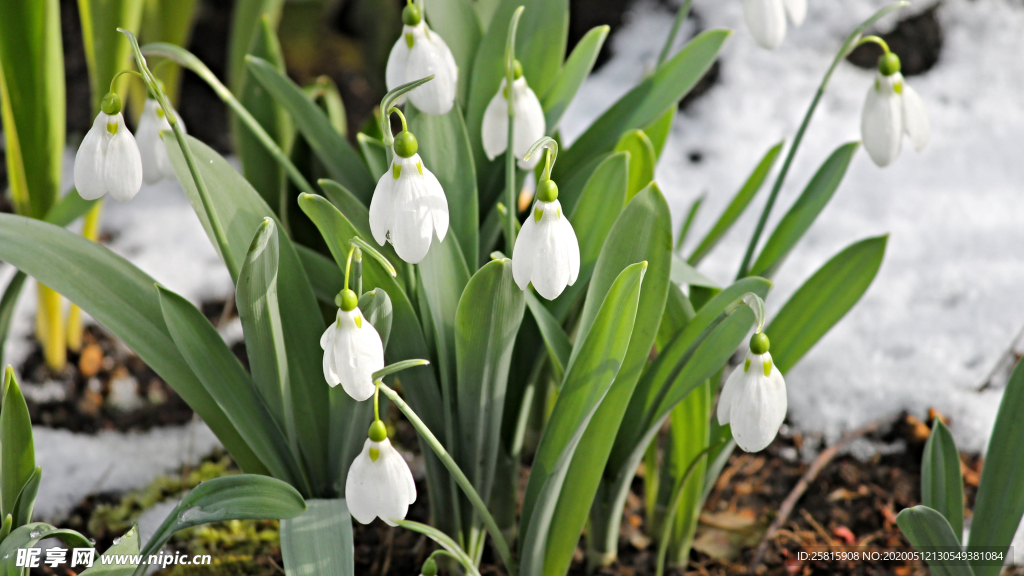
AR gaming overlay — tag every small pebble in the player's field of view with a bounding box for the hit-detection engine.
[78,344,104,378]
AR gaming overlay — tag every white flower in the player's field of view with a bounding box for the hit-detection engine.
[742,0,806,50]
[385,14,458,115]
[481,76,546,170]
[369,143,449,264]
[345,437,417,525]
[320,300,385,401]
[74,110,143,202]
[861,70,930,167]
[512,194,580,300]
[136,99,185,184]
[717,345,787,453]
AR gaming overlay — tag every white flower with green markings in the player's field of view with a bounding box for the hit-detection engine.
[346,420,417,526]
[861,52,931,167]
[717,332,788,452]
[512,175,580,301]
[385,2,458,115]
[74,93,143,201]
[481,60,546,170]
[743,0,806,50]
[136,98,185,184]
[320,289,385,401]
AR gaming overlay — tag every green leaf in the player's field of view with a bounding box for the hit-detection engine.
[78,0,144,110]
[554,30,729,183]
[525,291,570,379]
[0,0,65,218]
[280,498,355,576]
[542,25,609,131]
[897,506,975,576]
[519,262,647,575]
[0,273,26,372]
[359,289,393,349]
[613,130,656,202]
[0,523,89,576]
[968,357,1024,576]
[671,255,718,288]
[132,0,200,106]
[226,0,283,92]
[43,189,100,228]
[395,519,481,576]
[1,367,34,521]
[643,106,676,160]
[157,285,307,492]
[0,214,265,475]
[246,55,375,201]
[356,134,388,179]
[11,466,40,528]
[407,103,480,266]
[766,235,886,373]
[425,0,482,106]
[922,420,964,542]
[235,15,290,213]
[140,475,305,559]
[465,0,569,174]
[316,179,401,267]
[80,524,141,575]
[659,383,710,563]
[418,235,471,406]
[688,141,783,265]
[749,142,858,278]
[675,194,703,252]
[165,134,331,494]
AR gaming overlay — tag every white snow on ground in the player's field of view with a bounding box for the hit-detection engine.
[563,0,1024,560]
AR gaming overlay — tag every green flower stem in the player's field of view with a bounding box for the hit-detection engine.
[657,0,692,65]
[120,29,239,278]
[137,43,319,207]
[734,1,909,279]
[395,519,484,576]
[379,382,519,576]
[503,7,525,251]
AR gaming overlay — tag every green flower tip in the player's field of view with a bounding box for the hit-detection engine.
[100,92,122,115]
[536,179,558,203]
[394,130,418,158]
[513,59,523,80]
[878,52,901,77]
[749,332,770,355]
[337,289,359,312]
[402,3,422,26]
[420,558,437,576]
[368,419,388,442]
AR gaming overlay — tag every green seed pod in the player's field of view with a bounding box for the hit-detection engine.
[749,332,770,355]
[394,130,419,158]
[337,289,359,311]
[878,52,901,77]
[368,419,388,442]
[536,179,559,203]
[100,92,122,115]
[402,3,422,26]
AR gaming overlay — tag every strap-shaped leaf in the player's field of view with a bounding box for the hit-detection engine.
[11,465,40,528]
[643,106,676,160]
[1,367,33,521]
[542,25,609,131]
[767,235,886,373]
[897,506,975,576]
[968,357,1024,576]
[280,498,355,576]
[356,134,388,180]
[80,524,140,575]
[424,0,482,106]
[316,179,401,266]
[748,142,858,278]
[524,291,570,379]
[614,130,656,202]
[0,523,90,576]
[519,262,647,574]
[922,420,964,542]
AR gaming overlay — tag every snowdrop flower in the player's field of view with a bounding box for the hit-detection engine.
[136,98,185,184]
[74,93,143,201]
[717,332,787,452]
[513,177,580,300]
[386,2,458,115]
[346,420,417,526]
[861,52,930,167]
[482,61,546,170]
[321,289,385,401]
[369,119,449,264]
[742,0,806,50]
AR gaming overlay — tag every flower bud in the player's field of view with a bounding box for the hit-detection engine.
[878,52,901,77]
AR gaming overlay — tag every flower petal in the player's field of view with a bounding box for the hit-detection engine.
[345,440,384,524]
[782,0,806,26]
[512,79,546,169]
[901,82,931,152]
[74,114,111,201]
[103,114,143,202]
[481,84,508,160]
[729,364,787,453]
[407,29,457,115]
[530,213,571,300]
[422,166,449,241]
[861,75,903,167]
[716,363,745,425]
[369,170,396,246]
[512,209,538,291]
[558,211,580,286]
[331,311,383,401]
[743,0,787,50]
[390,164,435,264]
[136,101,165,184]
[385,31,412,94]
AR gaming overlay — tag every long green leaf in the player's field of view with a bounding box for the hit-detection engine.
[246,56,375,201]
[418,235,471,409]
[767,235,886,373]
[356,134,388,179]
[922,420,964,542]
[0,273,26,372]
[554,30,729,182]
[407,103,480,266]
[165,134,331,494]
[614,130,656,202]
[643,106,675,160]
[0,523,89,576]
[80,524,140,575]
[659,383,709,564]
[157,285,306,492]
[968,357,1024,576]
[226,0,283,92]
[897,506,975,576]
[542,25,608,131]
[0,367,33,521]
[519,262,647,575]
[524,291,570,378]
[280,498,355,576]
[0,214,265,475]
[425,0,482,106]
[316,178,401,266]
[11,465,41,528]
[688,141,783,265]
[78,0,144,111]
[749,142,859,278]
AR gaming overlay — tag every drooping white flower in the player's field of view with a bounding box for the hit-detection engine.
[861,53,930,167]
[481,65,546,170]
[74,94,143,202]
[512,179,580,300]
[742,0,806,50]
[385,4,458,115]
[346,435,417,526]
[369,130,449,264]
[136,99,185,184]
[717,333,787,452]
[320,290,385,401]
